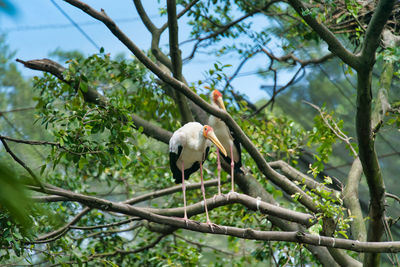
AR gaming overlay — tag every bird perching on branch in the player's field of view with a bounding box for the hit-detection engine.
[209,90,243,195]
[169,122,227,227]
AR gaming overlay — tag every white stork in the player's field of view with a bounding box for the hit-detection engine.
[208,90,242,195]
[169,122,227,226]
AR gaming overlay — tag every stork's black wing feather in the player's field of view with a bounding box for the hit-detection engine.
[170,145,184,183]
[170,146,210,184]
[220,130,243,174]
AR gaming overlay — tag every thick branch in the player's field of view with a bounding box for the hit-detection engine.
[167,0,193,124]
[360,0,396,67]
[133,0,206,124]
[343,158,366,243]
[132,0,157,33]
[145,193,316,227]
[357,69,385,266]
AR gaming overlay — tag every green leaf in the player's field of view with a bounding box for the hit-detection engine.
[0,163,31,228]
[78,157,88,169]
[80,81,88,93]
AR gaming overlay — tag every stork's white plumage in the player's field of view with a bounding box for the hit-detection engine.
[209,90,242,194]
[169,122,227,225]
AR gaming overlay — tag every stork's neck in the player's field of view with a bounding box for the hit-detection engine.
[211,99,219,109]
[196,130,209,150]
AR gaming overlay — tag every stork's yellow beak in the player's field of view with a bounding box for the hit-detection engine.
[216,96,226,111]
[207,131,227,156]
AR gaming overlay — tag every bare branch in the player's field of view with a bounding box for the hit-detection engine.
[0,135,102,155]
[0,106,35,115]
[32,196,69,202]
[36,207,91,241]
[47,234,167,267]
[26,184,400,252]
[145,193,316,227]
[28,185,400,256]
[261,48,335,67]
[167,0,194,124]
[343,158,367,243]
[160,0,200,33]
[132,0,172,69]
[249,67,305,117]
[183,8,264,61]
[132,0,157,33]
[72,222,143,241]
[124,178,223,205]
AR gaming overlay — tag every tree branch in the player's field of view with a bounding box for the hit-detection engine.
[261,48,334,67]
[183,7,265,61]
[145,193,316,227]
[167,0,193,124]
[0,138,44,190]
[174,233,236,256]
[343,158,367,242]
[360,0,396,68]
[269,160,340,199]
[286,0,359,69]
[27,184,400,252]
[304,101,358,157]
[123,178,223,205]
[0,135,102,155]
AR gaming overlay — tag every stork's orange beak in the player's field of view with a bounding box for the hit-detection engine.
[207,131,227,156]
[216,96,226,111]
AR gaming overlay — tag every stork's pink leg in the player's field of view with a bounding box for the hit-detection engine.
[200,160,213,229]
[230,144,235,193]
[182,161,188,222]
[216,147,222,195]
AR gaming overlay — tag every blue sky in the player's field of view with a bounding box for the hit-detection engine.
[1,0,282,103]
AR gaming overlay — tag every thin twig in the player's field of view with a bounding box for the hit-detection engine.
[303,101,358,157]
[174,233,236,256]
[0,138,44,190]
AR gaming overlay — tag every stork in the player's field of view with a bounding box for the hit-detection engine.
[208,90,242,195]
[169,122,227,226]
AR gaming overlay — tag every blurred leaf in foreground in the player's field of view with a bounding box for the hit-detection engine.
[0,162,31,228]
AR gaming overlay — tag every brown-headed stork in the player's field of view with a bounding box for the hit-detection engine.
[169,122,227,226]
[209,90,242,195]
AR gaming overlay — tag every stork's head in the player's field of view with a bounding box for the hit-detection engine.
[211,90,226,111]
[203,125,227,156]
